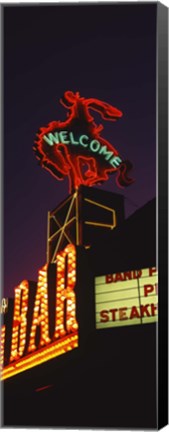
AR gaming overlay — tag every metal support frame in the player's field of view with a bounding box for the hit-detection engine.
[47,191,117,263]
[47,192,79,263]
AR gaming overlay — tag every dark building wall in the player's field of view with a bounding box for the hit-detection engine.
[89,198,156,276]
[3,298,14,366]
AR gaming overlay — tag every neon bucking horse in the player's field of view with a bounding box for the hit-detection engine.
[34,91,134,193]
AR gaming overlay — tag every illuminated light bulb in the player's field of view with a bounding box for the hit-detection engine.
[54,244,78,340]
[10,281,29,362]
[0,326,5,370]
[73,322,78,330]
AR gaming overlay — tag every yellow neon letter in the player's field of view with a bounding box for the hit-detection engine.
[54,244,78,338]
[10,280,29,361]
[0,325,6,370]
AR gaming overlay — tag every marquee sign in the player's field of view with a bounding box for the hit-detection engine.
[0,244,78,380]
[95,267,158,329]
[34,91,134,192]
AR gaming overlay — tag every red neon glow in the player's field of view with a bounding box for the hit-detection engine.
[34,91,134,192]
[35,384,53,392]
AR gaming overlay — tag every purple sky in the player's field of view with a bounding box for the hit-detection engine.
[3,4,156,298]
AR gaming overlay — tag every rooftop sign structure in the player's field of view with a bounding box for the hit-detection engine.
[34,91,134,192]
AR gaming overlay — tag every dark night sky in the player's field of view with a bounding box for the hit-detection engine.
[3,4,156,298]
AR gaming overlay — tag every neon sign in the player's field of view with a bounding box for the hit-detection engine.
[34,91,134,192]
[1,244,78,380]
[43,131,122,168]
